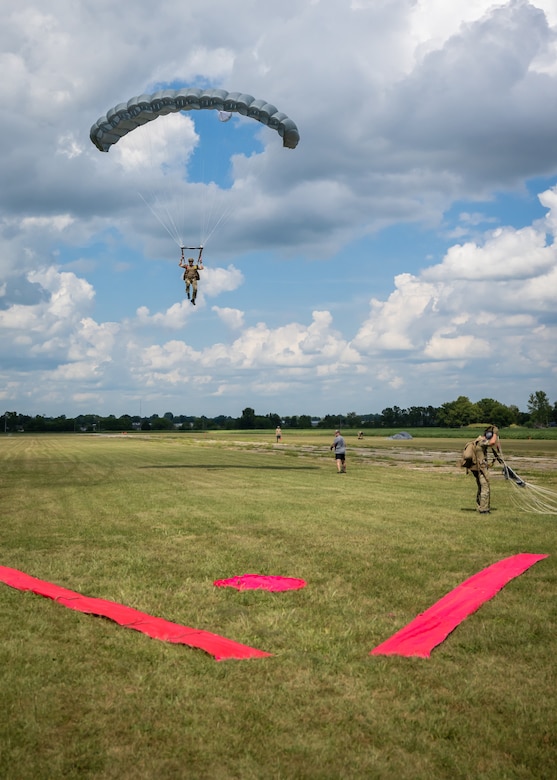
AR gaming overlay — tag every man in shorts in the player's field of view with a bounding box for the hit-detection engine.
[330,430,346,473]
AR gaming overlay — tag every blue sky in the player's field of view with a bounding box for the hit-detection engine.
[1,0,556,420]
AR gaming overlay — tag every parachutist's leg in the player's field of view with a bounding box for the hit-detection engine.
[185,281,190,300]
[476,470,490,513]
[474,471,481,508]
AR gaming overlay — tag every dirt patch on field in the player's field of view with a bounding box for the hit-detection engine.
[349,446,557,475]
[198,437,557,476]
[301,444,557,475]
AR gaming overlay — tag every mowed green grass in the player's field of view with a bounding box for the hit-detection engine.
[1,432,556,780]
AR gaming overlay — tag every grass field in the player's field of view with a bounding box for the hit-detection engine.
[1,431,556,779]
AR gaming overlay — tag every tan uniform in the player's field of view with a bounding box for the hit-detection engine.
[469,426,500,513]
[182,263,201,301]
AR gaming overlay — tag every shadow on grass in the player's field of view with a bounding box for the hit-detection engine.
[140,464,319,471]
[460,507,498,512]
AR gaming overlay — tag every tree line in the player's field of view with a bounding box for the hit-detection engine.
[2,392,555,433]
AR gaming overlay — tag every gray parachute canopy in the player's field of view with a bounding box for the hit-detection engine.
[90,88,300,152]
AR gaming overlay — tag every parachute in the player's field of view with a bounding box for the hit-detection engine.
[89,88,299,252]
[89,88,300,153]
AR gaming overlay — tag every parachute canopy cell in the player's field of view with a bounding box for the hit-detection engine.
[90,88,300,151]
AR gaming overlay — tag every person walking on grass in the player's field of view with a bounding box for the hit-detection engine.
[330,429,346,473]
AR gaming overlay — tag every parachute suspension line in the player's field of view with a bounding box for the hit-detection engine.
[114,112,189,250]
[91,88,300,260]
[193,153,225,250]
[121,112,194,251]
[506,477,557,515]
[193,154,235,249]
[200,183,218,247]
[137,192,184,248]
[155,195,187,248]
[201,201,234,248]
[497,450,557,516]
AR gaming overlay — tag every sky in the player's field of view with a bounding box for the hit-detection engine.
[1,0,556,420]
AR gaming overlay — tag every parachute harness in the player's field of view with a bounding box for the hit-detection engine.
[180,246,204,264]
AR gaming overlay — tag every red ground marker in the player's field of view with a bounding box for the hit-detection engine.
[214,574,307,591]
[0,565,272,661]
[370,553,548,658]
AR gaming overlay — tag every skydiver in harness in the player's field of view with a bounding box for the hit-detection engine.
[179,247,204,305]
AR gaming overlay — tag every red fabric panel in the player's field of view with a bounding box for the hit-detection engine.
[0,565,271,661]
[214,574,307,591]
[371,553,548,658]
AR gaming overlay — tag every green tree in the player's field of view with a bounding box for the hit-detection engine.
[150,415,173,430]
[50,415,74,432]
[239,407,256,429]
[475,398,513,428]
[118,415,134,430]
[2,411,17,433]
[213,415,236,429]
[528,391,552,427]
[437,396,480,427]
[192,416,210,431]
[381,407,404,427]
[100,414,120,431]
[359,413,383,428]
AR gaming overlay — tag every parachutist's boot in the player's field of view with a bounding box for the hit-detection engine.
[192,298,196,305]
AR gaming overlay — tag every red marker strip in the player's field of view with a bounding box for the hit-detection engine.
[214,574,307,591]
[0,565,271,661]
[371,553,548,658]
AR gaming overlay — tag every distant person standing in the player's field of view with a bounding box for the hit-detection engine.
[330,430,346,473]
[275,426,282,442]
